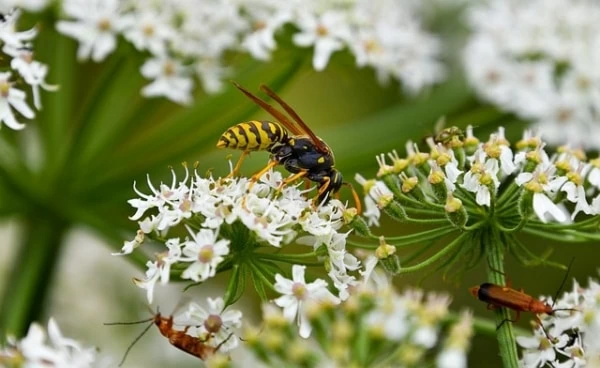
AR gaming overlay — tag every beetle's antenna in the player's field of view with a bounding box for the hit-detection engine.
[551,257,575,309]
[115,321,155,367]
[104,317,154,326]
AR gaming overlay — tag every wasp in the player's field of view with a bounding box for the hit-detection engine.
[217,82,361,213]
[105,310,232,366]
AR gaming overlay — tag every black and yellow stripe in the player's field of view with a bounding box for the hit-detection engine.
[217,120,287,151]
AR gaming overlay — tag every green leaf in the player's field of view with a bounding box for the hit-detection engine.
[223,263,247,308]
[75,55,306,195]
[250,266,269,302]
[35,24,77,185]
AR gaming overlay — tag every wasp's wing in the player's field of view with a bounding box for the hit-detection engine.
[260,84,329,154]
[232,82,302,135]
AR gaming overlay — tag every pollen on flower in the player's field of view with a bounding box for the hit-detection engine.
[96,18,111,31]
[292,282,307,300]
[198,245,215,263]
[401,175,419,193]
[204,314,223,334]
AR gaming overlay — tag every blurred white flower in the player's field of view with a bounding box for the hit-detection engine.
[140,56,193,104]
[464,0,600,149]
[57,0,129,62]
[1,318,98,367]
[273,264,340,338]
[0,71,34,130]
[293,10,350,71]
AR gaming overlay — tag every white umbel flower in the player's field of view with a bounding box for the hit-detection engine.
[273,264,340,338]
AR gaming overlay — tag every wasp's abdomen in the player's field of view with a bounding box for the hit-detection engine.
[217,120,287,151]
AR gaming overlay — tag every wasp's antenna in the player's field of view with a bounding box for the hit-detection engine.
[551,257,575,309]
[103,317,154,326]
[116,321,155,367]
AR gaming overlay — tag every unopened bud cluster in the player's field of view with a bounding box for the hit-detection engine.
[353,126,600,275]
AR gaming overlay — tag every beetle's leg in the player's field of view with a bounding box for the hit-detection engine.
[496,310,520,331]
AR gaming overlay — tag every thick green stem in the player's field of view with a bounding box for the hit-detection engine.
[0,215,68,337]
[485,230,520,368]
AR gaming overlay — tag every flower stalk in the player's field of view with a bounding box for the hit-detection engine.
[485,230,519,368]
[0,215,68,338]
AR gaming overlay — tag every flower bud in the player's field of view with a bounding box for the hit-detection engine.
[445,193,467,228]
[376,237,401,275]
[383,200,407,222]
[348,215,373,238]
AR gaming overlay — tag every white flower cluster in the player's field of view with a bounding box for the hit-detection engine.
[464,0,600,149]
[360,126,600,227]
[244,266,473,367]
[0,8,56,130]
[0,318,99,367]
[115,166,360,304]
[51,0,443,103]
[518,276,600,367]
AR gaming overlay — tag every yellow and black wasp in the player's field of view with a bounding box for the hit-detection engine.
[217,82,361,213]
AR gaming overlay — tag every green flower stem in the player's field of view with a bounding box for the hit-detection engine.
[463,221,486,231]
[0,215,68,338]
[443,312,530,338]
[522,227,591,242]
[527,216,600,229]
[397,231,468,273]
[496,182,521,208]
[376,226,456,243]
[248,262,277,292]
[403,207,446,216]
[403,217,452,225]
[257,251,319,261]
[344,239,378,249]
[562,229,600,240]
[496,219,527,233]
[453,187,480,209]
[486,230,519,368]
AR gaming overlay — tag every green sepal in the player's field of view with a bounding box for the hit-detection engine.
[383,201,407,222]
[445,205,468,229]
[380,253,402,275]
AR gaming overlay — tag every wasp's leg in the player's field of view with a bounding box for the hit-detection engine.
[276,170,308,195]
[310,176,332,210]
[496,310,520,331]
[227,150,250,178]
[342,182,362,215]
[242,160,280,209]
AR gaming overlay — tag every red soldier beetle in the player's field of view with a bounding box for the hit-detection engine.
[469,260,578,339]
[105,308,233,366]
